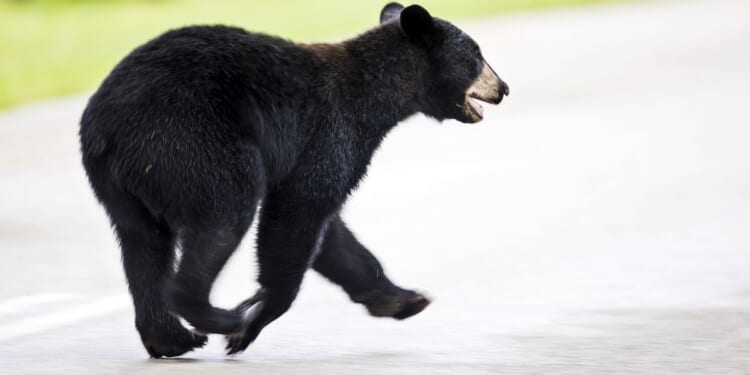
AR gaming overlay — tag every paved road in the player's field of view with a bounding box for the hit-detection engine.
[1,0,749,373]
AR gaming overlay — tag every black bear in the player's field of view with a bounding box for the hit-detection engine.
[80,2,508,358]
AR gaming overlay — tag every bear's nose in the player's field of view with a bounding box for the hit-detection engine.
[500,79,510,97]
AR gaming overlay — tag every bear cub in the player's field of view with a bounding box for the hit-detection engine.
[80,2,508,357]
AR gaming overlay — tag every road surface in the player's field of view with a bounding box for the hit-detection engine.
[1,0,749,373]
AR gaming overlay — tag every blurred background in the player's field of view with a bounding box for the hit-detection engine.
[1,0,750,374]
[0,0,609,109]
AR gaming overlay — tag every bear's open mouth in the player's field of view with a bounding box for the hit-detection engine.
[462,59,508,123]
[465,92,493,121]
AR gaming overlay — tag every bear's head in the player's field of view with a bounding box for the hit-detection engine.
[380,3,509,124]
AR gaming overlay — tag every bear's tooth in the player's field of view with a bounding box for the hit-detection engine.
[469,97,484,117]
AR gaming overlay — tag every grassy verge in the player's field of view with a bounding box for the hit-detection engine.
[1,0,612,109]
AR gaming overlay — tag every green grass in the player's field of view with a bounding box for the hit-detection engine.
[0,0,612,109]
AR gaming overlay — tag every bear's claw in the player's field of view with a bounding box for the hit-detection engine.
[143,327,207,358]
[225,289,267,355]
[353,288,431,320]
[392,294,431,320]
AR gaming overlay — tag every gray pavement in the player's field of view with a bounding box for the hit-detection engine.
[1,0,750,373]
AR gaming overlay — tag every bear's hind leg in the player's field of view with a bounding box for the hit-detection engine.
[108,193,207,358]
[163,219,252,335]
[225,190,335,354]
[313,215,431,320]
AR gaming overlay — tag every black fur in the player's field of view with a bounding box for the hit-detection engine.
[80,3,506,357]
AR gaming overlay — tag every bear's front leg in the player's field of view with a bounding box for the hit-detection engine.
[314,215,431,320]
[225,189,336,355]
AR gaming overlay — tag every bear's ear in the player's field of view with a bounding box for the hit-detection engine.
[380,2,404,24]
[399,5,436,44]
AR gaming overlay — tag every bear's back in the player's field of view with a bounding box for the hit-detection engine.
[81,25,319,156]
[79,25,321,205]
[92,25,313,114]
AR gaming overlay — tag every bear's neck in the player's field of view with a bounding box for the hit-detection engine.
[345,25,426,127]
[307,24,426,134]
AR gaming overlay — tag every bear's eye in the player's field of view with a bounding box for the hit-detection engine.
[473,58,483,76]
[472,44,482,58]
